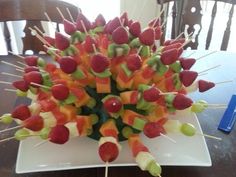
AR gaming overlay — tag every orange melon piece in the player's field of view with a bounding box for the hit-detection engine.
[146,106,167,122]
[100,120,119,138]
[96,77,111,93]
[60,105,77,121]
[128,134,141,148]
[120,91,138,104]
[76,115,92,136]
[132,71,151,89]
[122,110,143,126]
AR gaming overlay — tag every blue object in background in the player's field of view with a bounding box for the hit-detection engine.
[218,95,236,133]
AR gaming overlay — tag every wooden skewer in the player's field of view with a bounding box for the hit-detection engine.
[160,133,176,143]
[16,68,24,73]
[196,51,218,61]
[215,80,233,85]
[8,51,24,59]
[172,32,184,42]
[198,65,221,74]
[17,61,27,67]
[44,45,61,59]
[105,161,109,177]
[136,46,143,55]
[207,103,227,107]
[150,8,165,29]
[44,12,57,31]
[28,27,51,46]
[30,82,50,89]
[56,7,66,20]
[196,132,222,141]
[1,61,24,70]
[179,38,193,49]
[0,81,12,85]
[66,8,75,23]
[198,72,208,76]
[34,26,44,36]
[0,125,22,134]
[80,20,88,35]
[1,72,22,78]
[160,92,178,95]
[92,44,97,54]
[4,88,17,92]
[0,136,15,143]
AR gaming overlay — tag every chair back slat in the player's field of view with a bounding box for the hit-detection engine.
[221,4,235,50]
[181,0,202,49]
[3,22,12,52]
[171,1,177,39]
[0,0,78,54]
[206,1,218,50]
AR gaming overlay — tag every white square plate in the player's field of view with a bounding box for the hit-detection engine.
[16,110,211,173]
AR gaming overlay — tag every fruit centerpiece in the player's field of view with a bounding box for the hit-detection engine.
[0,9,224,177]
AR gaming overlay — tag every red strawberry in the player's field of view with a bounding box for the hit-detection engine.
[148,18,160,28]
[179,70,198,87]
[112,26,129,44]
[49,125,69,144]
[99,142,119,162]
[23,71,43,87]
[160,48,178,65]
[178,48,183,57]
[83,36,98,53]
[23,115,44,131]
[44,35,55,46]
[13,80,29,92]
[91,54,109,73]
[162,43,182,52]
[127,19,133,28]
[104,97,122,113]
[55,32,70,50]
[198,80,215,92]
[24,56,38,66]
[106,17,121,34]
[164,40,171,46]
[139,28,155,46]
[170,38,185,45]
[129,21,141,37]
[24,66,39,73]
[59,56,77,74]
[179,58,196,70]
[76,13,91,32]
[11,104,31,120]
[63,19,76,35]
[132,141,149,157]
[143,122,165,138]
[143,87,161,102]
[172,94,193,110]
[95,14,106,26]
[51,84,69,100]
[126,54,142,71]
[154,26,162,40]
[120,12,128,26]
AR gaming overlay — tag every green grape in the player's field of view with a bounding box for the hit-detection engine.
[122,126,133,138]
[40,127,51,139]
[87,98,97,108]
[14,129,30,141]
[0,113,13,124]
[16,90,27,97]
[147,160,162,177]
[191,100,208,113]
[180,123,196,136]
[133,117,147,131]
[90,114,99,125]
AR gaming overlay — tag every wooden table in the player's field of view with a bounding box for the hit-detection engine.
[0,51,236,177]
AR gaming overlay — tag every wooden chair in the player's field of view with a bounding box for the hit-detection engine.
[157,0,235,50]
[0,0,79,54]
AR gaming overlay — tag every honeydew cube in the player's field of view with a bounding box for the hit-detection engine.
[163,119,181,133]
[40,112,56,127]
[135,151,155,170]
[65,122,79,137]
